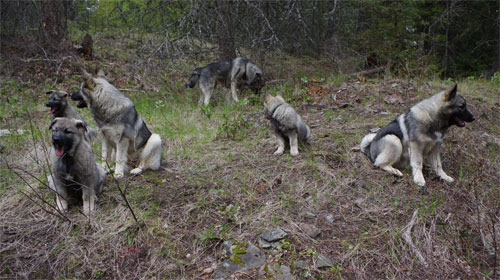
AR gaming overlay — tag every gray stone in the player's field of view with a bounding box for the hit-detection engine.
[295,260,307,269]
[305,212,316,219]
[315,254,333,269]
[258,238,273,249]
[215,241,266,280]
[261,227,287,242]
[298,223,321,238]
[259,263,295,280]
[325,215,335,224]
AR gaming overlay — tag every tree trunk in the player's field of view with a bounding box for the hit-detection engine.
[215,0,236,61]
[39,0,68,52]
[497,0,500,72]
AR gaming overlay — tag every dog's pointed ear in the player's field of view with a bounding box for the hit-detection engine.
[443,83,457,101]
[97,69,105,78]
[45,90,54,95]
[49,118,61,130]
[264,92,272,102]
[72,119,88,134]
[81,69,95,90]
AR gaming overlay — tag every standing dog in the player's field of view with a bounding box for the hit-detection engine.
[264,93,311,156]
[185,57,264,105]
[45,90,96,141]
[71,69,162,178]
[360,84,475,187]
[47,118,105,215]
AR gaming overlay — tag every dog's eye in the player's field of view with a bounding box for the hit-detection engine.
[64,129,73,134]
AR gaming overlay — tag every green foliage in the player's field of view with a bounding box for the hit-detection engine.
[218,99,250,140]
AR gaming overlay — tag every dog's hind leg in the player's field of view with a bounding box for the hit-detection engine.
[131,133,162,175]
[428,144,454,183]
[288,130,299,156]
[373,135,403,177]
[273,132,286,156]
[114,138,130,178]
[199,79,215,106]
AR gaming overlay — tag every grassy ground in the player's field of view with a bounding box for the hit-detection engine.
[1,34,499,279]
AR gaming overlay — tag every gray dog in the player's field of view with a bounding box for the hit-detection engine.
[264,93,311,156]
[360,83,475,187]
[71,69,162,178]
[45,90,96,141]
[47,117,105,215]
[185,57,264,105]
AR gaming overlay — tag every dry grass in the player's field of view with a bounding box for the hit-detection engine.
[1,34,499,279]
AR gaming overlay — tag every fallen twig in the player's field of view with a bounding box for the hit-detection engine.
[347,67,384,78]
[402,209,428,267]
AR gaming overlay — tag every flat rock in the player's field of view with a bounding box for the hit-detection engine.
[258,238,273,249]
[295,260,307,269]
[261,227,287,242]
[315,254,333,269]
[215,241,265,280]
[259,263,295,280]
[298,223,321,238]
[325,215,335,224]
[305,212,316,219]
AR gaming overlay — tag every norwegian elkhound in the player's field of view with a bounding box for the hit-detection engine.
[360,83,475,187]
[264,93,311,156]
[45,90,96,141]
[71,69,162,178]
[185,57,264,105]
[47,117,105,215]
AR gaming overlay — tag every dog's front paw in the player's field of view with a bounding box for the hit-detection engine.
[112,172,124,179]
[274,149,284,156]
[290,150,299,157]
[56,196,68,213]
[439,174,454,183]
[393,169,403,177]
[413,174,426,187]
[130,168,143,175]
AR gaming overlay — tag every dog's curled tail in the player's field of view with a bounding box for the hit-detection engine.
[360,133,376,160]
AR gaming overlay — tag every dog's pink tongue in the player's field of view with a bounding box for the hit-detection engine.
[49,107,55,114]
[55,146,65,157]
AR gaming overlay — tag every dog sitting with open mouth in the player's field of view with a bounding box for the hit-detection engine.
[47,117,105,215]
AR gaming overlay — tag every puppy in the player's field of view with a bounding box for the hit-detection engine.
[47,118,105,214]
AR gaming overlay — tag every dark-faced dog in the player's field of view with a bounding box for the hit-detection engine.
[47,118,105,215]
[185,57,264,105]
[45,90,96,140]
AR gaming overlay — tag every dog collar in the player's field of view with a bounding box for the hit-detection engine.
[270,103,283,117]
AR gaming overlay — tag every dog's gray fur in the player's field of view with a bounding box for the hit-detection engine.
[185,57,264,105]
[264,93,311,156]
[45,90,96,141]
[47,117,105,215]
[73,69,162,178]
[360,84,475,187]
